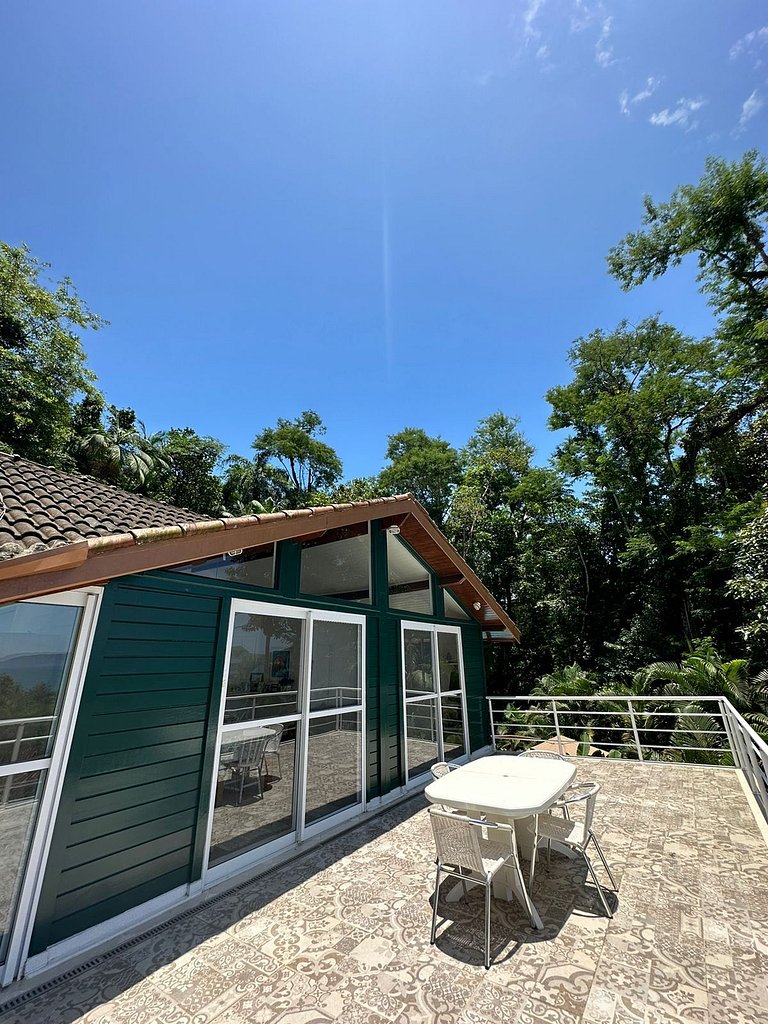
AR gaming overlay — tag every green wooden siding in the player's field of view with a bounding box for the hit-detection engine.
[30,581,225,954]
[31,525,490,954]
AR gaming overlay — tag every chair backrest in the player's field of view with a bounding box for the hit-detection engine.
[519,749,568,761]
[556,781,601,841]
[430,761,452,780]
[265,723,284,753]
[429,807,486,875]
[235,734,270,768]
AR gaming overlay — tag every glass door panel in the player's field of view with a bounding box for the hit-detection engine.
[405,699,439,779]
[305,712,362,826]
[403,629,435,696]
[222,612,304,725]
[308,620,362,712]
[437,632,461,692]
[440,695,466,761]
[210,719,298,866]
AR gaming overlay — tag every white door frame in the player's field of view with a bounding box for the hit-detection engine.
[1,587,104,988]
[203,599,366,888]
[400,621,469,786]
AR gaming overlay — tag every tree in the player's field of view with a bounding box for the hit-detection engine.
[547,317,762,667]
[607,150,768,373]
[76,405,167,490]
[378,427,462,526]
[251,410,342,507]
[0,242,104,465]
[729,498,768,654]
[147,428,226,515]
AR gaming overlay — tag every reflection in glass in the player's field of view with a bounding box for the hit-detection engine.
[174,544,274,588]
[441,695,466,761]
[387,534,432,615]
[0,603,81,765]
[406,700,439,779]
[209,721,297,866]
[438,632,461,692]
[301,525,371,603]
[403,629,434,696]
[309,620,361,712]
[305,713,362,826]
[224,613,303,725]
[0,769,46,964]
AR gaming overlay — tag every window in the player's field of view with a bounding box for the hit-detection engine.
[173,544,274,589]
[444,590,470,620]
[387,533,432,615]
[300,524,371,603]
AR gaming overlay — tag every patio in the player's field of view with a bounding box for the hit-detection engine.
[2,757,767,1024]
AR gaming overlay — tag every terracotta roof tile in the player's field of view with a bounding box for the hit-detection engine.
[0,452,213,560]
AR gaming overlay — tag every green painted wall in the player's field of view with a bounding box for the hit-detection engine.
[31,522,489,954]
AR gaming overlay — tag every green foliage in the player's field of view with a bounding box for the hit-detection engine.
[0,242,104,465]
[251,410,342,507]
[147,428,226,515]
[378,427,462,526]
[75,405,167,490]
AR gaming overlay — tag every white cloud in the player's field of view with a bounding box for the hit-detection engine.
[619,90,630,116]
[649,97,706,131]
[523,0,546,42]
[536,44,550,61]
[632,76,660,104]
[729,26,768,60]
[737,89,764,133]
[595,15,615,67]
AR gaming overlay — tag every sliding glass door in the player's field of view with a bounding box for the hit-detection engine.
[205,601,365,881]
[401,623,467,784]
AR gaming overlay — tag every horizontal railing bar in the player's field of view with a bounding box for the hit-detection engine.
[487,695,725,703]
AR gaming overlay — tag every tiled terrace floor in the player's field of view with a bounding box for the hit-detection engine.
[3,759,768,1024]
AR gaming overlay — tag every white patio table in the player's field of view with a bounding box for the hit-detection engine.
[424,754,576,929]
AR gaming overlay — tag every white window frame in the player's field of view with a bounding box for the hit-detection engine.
[400,621,468,787]
[1,587,104,988]
[203,599,366,888]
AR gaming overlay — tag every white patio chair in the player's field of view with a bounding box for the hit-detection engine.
[430,761,453,780]
[428,807,536,969]
[519,749,575,820]
[262,723,284,779]
[533,782,617,917]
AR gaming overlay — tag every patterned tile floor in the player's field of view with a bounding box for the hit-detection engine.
[3,759,768,1024]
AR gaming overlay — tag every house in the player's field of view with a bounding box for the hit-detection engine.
[0,451,519,988]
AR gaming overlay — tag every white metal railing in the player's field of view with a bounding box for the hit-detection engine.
[487,694,768,821]
[0,716,56,805]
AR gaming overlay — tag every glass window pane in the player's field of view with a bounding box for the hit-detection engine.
[444,591,470,620]
[0,769,46,964]
[305,713,362,826]
[403,629,434,696]
[309,620,362,712]
[441,695,466,761]
[0,603,82,765]
[387,534,432,615]
[224,613,303,725]
[437,632,461,692]
[209,721,297,866]
[174,544,274,588]
[300,525,371,604]
[406,700,439,779]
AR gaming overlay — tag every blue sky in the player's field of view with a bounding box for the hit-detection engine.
[2,1,767,479]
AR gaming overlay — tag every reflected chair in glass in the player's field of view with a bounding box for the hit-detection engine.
[262,723,284,780]
[533,782,617,917]
[428,807,534,969]
[228,735,271,805]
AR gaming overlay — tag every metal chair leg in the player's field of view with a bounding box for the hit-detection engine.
[583,851,613,918]
[529,815,539,889]
[430,863,441,944]
[589,833,617,889]
[484,878,492,969]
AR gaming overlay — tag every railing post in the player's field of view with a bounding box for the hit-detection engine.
[719,699,742,770]
[627,700,644,761]
[1,723,24,805]
[488,699,497,751]
[551,700,564,756]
